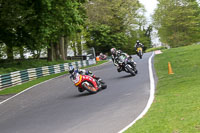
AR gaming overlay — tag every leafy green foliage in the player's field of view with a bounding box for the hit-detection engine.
[85,24,129,54]
[84,0,152,55]
[0,0,151,59]
[153,0,200,47]
[0,0,85,59]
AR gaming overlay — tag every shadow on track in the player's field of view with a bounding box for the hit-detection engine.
[117,74,136,79]
[73,93,93,97]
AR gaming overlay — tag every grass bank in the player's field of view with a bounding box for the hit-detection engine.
[126,45,200,133]
[0,60,108,95]
[145,46,167,53]
[0,59,76,75]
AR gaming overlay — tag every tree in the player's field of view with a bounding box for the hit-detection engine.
[153,0,200,47]
[0,0,85,60]
[84,0,149,55]
[0,0,36,59]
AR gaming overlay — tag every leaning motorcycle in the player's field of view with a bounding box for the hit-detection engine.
[99,54,107,60]
[70,72,107,94]
[137,47,143,59]
[118,55,138,76]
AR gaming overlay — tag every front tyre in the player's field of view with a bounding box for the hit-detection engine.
[82,82,98,94]
[134,69,138,74]
[126,65,135,76]
[139,51,142,59]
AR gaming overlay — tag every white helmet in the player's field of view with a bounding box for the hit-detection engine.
[110,48,116,55]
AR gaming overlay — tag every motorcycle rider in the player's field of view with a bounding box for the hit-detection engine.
[111,48,121,72]
[111,48,136,72]
[99,53,107,60]
[69,65,101,92]
[134,40,144,55]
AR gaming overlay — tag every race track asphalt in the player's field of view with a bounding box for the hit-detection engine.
[0,52,154,133]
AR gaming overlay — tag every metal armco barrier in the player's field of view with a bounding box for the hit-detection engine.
[0,59,96,89]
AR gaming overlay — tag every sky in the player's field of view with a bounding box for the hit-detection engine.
[139,0,161,46]
[139,0,158,22]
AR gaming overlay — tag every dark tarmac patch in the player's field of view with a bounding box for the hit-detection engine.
[0,94,15,102]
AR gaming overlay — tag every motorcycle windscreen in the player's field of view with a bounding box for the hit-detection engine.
[119,55,126,63]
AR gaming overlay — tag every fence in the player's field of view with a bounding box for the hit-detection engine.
[0,59,96,89]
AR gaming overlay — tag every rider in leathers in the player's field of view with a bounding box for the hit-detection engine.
[134,40,144,56]
[69,65,100,92]
[111,48,136,72]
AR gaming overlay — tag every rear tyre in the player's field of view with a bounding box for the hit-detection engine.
[82,82,98,94]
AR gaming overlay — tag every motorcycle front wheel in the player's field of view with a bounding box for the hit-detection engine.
[139,51,142,59]
[82,82,98,94]
[126,65,136,76]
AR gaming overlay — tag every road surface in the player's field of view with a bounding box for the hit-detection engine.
[0,52,155,133]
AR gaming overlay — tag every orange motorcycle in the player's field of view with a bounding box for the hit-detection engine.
[70,72,107,94]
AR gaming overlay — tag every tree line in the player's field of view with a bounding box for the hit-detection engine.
[153,0,200,47]
[0,0,152,61]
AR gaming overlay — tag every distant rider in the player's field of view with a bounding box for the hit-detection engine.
[111,48,135,72]
[134,40,144,55]
[99,53,107,60]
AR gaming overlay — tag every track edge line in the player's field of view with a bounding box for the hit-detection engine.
[0,61,110,105]
[118,52,155,133]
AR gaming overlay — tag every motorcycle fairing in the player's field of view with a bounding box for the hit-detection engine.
[74,74,83,86]
[81,75,99,90]
[137,47,143,53]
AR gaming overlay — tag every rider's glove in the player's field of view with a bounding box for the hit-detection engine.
[86,70,93,76]
[70,75,74,79]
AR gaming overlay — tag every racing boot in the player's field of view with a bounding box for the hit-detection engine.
[78,87,84,92]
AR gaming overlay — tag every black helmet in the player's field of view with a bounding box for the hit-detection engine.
[69,65,74,74]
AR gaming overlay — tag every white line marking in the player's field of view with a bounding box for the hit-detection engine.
[0,61,110,105]
[0,78,56,105]
[118,52,155,133]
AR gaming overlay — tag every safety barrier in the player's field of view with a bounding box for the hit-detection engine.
[0,59,96,89]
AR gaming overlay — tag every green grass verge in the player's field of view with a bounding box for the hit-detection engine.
[145,46,167,53]
[0,60,108,95]
[126,44,200,133]
[0,59,76,75]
